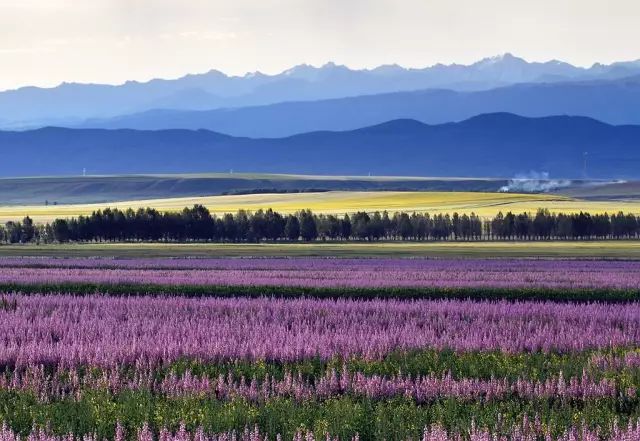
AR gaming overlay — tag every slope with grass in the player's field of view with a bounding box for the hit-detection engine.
[2,241,640,258]
[1,190,639,224]
[0,173,508,205]
[556,180,640,200]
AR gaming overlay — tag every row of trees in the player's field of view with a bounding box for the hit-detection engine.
[2,206,640,244]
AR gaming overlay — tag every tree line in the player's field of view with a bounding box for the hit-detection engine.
[1,206,640,244]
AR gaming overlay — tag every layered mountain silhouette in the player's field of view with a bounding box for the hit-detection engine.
[2,54,640,129]
[80,75,640,137]
[2,113,639,179]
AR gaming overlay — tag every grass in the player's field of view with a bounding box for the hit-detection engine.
[0,173,508,205]
[2,241,640,258]
[556,181,640,200]
[3,190,640,223]
[4,282,640,302]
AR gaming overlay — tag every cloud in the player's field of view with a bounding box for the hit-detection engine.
[499,172,572,193]
[174,31,238,42]
[1,0,640,89]
[0,38,69,55]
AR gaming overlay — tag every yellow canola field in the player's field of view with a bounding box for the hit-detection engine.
[1,191,640,223]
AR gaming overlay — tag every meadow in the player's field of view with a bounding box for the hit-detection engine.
[2,257,640,290]
[2,240,640,258]
[1,256,640,440]
[3,190,640,223]
[0,173,508,205]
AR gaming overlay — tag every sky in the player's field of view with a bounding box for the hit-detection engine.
[1,0,639,91]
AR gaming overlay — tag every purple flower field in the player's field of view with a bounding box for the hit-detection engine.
[2,363,622,403]
[4,421,640,441]
[1,257,640,289]
[2,294,640,367]
[5,421,640,441]
[2,257,640,439]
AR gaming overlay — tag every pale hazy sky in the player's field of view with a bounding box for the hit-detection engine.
[1,0,639,91]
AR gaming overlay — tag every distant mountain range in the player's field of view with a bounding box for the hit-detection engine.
[2,53,640,129]
[79,75,640,137]
[2,113,639,179]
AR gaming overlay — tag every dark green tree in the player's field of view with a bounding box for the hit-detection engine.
[299,210,318,241]
[284,215,300,241]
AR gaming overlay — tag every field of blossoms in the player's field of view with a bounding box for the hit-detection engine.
[2,256,640,440]
[1,257,640,290]
[2,257,640,302]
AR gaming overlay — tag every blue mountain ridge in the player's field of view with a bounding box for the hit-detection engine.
[2,113,639,179]
[2,54,640,129]
[77,75,640,137]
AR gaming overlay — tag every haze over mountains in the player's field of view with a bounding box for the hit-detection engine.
[2,53,640,130]
[2,53,640,182]
[81,75,640,137]
[2,114,639,179]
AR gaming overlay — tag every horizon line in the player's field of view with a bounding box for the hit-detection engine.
[3,52,640,93]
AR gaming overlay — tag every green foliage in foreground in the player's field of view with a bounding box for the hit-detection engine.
[3,281,640,302]
[2,392,639,441]
[3,348,640,439]
[6,347,640,393]
[164,348,628,383]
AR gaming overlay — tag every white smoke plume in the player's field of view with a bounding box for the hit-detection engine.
[499,172,572,193]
